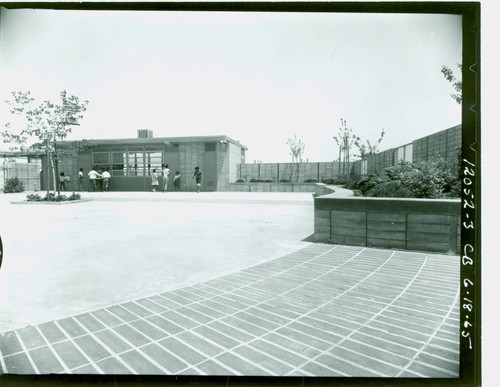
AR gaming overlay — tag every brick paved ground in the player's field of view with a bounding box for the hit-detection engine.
[0,244,460,377]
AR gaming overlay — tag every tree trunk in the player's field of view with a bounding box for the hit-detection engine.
[46,146,50,197]
[55,159,60,195]
[338,145,341,175]
[54,142,60,195]
[50,156,57,197]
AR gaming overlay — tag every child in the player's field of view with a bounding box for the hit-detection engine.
[59,172,66,192]
[192,166,203,193]
[151,169,159,192]
[78,168,84,192]
[162,164,170,192]
[173,171,181,191]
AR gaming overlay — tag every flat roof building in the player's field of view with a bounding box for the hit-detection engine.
[44,132,247,192]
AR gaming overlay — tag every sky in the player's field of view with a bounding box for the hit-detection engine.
[0,7,462,162]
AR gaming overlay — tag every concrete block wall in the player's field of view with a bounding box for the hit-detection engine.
[179,143,205,191]
[229,182,320,192]
[57,155,78,192]
[314,196,460,254]
[228,143,241,187]
[216,142,229,191]
[215,142,241,191]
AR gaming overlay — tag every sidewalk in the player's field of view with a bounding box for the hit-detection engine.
[0,244,459,377]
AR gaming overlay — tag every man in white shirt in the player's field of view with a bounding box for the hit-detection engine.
[102,169,111,192]
[162,163,170,192]
[88,168,101,192]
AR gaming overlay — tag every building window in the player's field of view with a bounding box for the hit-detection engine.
[92,152,110,165]
[128,152,144,176]
[145,152,162,176]
[112,152,126,176]
[92,152,110,173]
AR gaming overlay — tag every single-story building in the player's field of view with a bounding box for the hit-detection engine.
[44,131,247,192]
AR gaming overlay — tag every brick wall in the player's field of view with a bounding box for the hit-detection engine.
[314,196,460,254]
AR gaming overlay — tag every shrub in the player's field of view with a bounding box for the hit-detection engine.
[249,178,260,183]
[55,194,67,202]
[68,192,81,201]
[304,179,318,183]
[236,179,245,183]
[321,178,334,185]
[357,157,460,198]
[44,192,56,201]
[263,179,273,183]
[279,179,290,183]
[26,193,43,201]
[332,175,350,185]
[365,180,415,198]
[4,177,24,193]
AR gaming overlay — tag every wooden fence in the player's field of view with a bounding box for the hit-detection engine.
[237,162,353,182]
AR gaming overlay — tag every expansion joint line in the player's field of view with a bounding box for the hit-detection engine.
[0,340,7,373]
[282,250,400,376]
[395,277,461,377]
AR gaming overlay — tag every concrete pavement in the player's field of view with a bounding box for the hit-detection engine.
[0,191,314,333]
[0,190,459,377]
[0,243,459,377]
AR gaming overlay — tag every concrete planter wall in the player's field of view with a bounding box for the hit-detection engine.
[229,182,321,192]
[314,195,460,254]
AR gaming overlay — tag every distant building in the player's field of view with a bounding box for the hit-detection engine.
[44,131,247,192]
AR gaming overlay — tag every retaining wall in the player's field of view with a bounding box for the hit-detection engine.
[314,195,460,254]
[229,182,319,192]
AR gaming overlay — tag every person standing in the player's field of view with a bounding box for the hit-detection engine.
[162,164,170,192]
[151,169,159,192]
[88,167,101,192]
[173,171,181,191]
[102,169,111,192]
[78,168,84,192]
[59,172,67,192]
[193,166,203,193]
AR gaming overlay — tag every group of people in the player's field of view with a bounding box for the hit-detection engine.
[151,164,201,192]
[58,169,109,192]
[151,164,177,192]
[68,165,202,192]
[84,168,111,192]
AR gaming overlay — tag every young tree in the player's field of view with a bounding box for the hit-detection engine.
[353,128,385,159]
[286,135,305,182]
[333,118,356,175]
[2,90,89,196]
[441,64,462,105]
